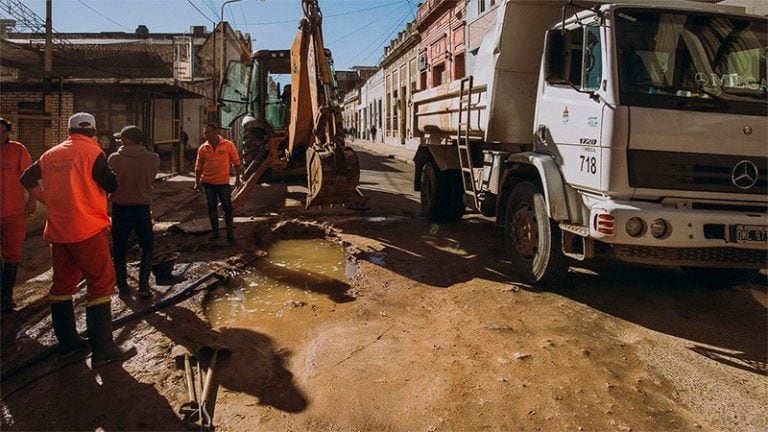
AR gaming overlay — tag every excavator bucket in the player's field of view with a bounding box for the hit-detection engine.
[305,144,362,208]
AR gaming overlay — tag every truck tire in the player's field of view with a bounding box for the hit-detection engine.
[444,169,465,223]
[681,267,758,288]
[504,181,569,285]
[420,161,464,223]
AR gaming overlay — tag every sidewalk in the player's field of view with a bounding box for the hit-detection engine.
[349,139,416,166]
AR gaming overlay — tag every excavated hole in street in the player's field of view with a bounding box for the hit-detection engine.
[205,222,358,329]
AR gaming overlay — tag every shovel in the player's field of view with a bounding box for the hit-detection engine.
[172,345,201,423]
[194,344,231,430]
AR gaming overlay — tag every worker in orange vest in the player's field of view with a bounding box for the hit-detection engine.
[21,112,135,366]
[0,118,36,314]
[194,123,242,244]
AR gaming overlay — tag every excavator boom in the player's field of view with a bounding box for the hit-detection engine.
[230,0,364,210]
[290,0,362,208]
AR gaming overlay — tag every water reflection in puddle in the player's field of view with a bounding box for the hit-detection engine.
[206,239,355,328]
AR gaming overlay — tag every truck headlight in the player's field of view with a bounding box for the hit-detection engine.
[650,219,670,239]
[625,217,646,237]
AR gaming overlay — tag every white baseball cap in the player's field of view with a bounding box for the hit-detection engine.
[68,112,96,129]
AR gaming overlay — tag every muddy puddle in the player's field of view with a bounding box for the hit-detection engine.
[206,239,356,328]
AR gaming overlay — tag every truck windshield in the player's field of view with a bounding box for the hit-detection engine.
[615,8,767,115]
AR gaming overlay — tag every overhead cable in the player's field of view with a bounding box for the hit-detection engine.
[344,8,413,66]
[327,2,409,45]
[77,0,130,31]
[186,0,216,25]
[242,1,401,26]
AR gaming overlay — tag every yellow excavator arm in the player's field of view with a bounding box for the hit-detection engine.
[231,0,365,210]
[290,0,363,208]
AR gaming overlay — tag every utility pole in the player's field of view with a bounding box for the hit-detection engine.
[44,0,51,91]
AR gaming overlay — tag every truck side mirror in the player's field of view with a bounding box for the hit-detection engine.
[545,30,567,84]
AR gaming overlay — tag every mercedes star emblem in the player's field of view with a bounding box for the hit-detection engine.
[731,160,759,190]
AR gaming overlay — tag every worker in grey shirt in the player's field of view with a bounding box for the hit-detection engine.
[108,126,159,298]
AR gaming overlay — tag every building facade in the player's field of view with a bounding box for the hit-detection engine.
[416,0,467,90]
[338,65,379,141]
[1,22,250,168]
[465,0,502,75]
[359,68,385,143]
[382,22,420,147]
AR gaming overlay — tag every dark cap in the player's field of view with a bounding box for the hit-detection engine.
[114,125,144,143]
[0,118,11,131]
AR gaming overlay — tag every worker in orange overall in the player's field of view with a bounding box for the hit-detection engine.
[194,123,242,244]
[20,112,135,366]
[0,118,36,314]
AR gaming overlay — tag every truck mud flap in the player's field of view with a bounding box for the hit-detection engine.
[305,145,365,209]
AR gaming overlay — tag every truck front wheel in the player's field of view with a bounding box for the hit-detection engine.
[504,182,569,284]
[681,267,759,288]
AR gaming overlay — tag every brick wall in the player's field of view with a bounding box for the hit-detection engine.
[0,91,74,158]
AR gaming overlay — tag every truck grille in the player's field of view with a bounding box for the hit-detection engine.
[614,245,768,268]
[628,150,768,195]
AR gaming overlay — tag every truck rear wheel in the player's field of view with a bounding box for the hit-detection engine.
[681,267,758,288]
[444,169,465,222]
[420,161,464,223]
[504,182,569,284]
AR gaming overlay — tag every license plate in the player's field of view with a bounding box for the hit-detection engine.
[734,225,768,243]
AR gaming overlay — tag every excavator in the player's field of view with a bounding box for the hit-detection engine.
[219,0,364,209]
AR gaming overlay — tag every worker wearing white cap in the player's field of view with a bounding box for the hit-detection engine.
[20,112,135,367]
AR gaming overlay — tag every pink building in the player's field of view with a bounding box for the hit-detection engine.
[416,0,467,90]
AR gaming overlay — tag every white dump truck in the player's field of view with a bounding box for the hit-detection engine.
[412,0,767,286]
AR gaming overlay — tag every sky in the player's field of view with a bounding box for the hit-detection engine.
[11,0,419,70]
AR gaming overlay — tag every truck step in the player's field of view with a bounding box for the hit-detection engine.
[559,223,590,237]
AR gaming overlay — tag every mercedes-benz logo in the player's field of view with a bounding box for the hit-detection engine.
[695,73,709,87]
[731,160,759,189]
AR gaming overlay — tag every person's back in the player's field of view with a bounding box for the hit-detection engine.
[0,117,35,314]
[108,125,159,298]
[38,131,111,243]
[21,112,134,367]
[108,140,159,206]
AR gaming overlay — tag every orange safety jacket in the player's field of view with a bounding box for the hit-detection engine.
[195,137,240,185]
[0,140,32,218]
[37,134,111,243]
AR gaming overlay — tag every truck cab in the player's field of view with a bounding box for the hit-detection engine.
[413,0,767,286]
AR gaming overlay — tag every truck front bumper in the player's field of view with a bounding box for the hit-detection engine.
[582,196,768,268]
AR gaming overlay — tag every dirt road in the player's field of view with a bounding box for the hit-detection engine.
[1,146,765,431]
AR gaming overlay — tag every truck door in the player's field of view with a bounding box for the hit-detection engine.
[537,21,607,192]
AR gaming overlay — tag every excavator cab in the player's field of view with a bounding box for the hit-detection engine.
[219,0,363,209]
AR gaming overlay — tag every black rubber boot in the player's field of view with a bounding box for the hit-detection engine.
[225,216,235,244]
[50,300,89,355]
[114,257,130,296]
[86,302,136,367]
[208,213,220,240]
[138,255,153,298]
[1,262,19,314]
